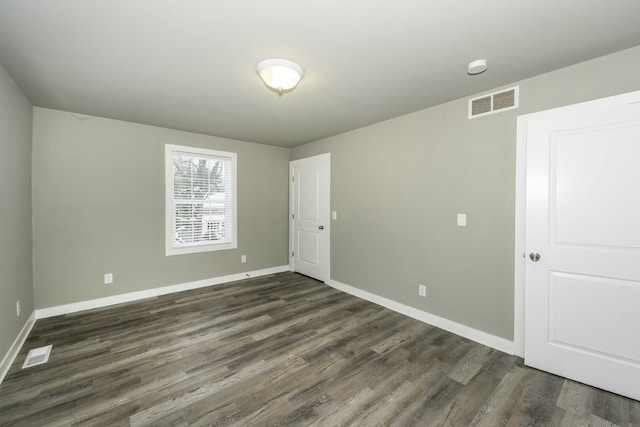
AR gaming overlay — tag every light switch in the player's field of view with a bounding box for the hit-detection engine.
[457,214,467,227]
[332,211,337,220]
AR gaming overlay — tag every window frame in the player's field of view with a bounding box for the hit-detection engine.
[165,144,237,256]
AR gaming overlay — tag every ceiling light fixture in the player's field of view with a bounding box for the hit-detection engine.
[467,59,488,75]
[256,58,304,95]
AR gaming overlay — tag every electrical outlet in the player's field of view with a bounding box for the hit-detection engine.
[241,255,247,263]
[104,273,113,284]
[16,300,21,316]
[457,213,467,226]
[418,284,426,297]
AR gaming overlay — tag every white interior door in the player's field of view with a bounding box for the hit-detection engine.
[524,101,640,401]
[290,154,330,282]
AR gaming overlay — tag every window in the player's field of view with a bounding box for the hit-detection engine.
[165,144,237,255]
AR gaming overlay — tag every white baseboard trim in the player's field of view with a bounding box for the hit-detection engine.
[327,279,516,355]
[36,265,290,319]
[0,311,36,386]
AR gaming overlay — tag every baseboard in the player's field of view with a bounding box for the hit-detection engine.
[36,265,290,319]
[0,311,36,386]
[327,279,517,355]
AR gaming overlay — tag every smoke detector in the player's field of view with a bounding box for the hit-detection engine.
[467,59,488,75]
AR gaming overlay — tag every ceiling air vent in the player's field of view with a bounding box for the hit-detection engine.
[22,345,53,369]
[468,86,519,119]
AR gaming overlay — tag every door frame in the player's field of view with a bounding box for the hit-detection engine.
[513,90,640,357]
[289,153,331,280]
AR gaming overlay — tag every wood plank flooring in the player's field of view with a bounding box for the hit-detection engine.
[0,272,638,426]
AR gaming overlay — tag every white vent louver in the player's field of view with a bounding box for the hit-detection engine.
[22,345,52,369]
[468,86,519,118]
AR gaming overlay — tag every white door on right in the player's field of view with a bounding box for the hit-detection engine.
[525,101,640,401]
[291,155,330,282]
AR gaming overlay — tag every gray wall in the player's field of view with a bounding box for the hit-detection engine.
[0,63,34,357]
[33,109,289,308]
[291,46,640,340]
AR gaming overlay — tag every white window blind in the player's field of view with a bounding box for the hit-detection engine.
[165,144,237,255]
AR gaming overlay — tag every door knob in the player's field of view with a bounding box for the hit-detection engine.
[318,225,324,230]
[529,252,541,262]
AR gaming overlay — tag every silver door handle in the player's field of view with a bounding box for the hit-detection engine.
[318,225,324,230]
[529,252,541,262]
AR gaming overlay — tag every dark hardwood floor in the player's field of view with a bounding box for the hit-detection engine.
[0,272,638,426]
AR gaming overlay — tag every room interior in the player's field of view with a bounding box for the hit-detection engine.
[1,1,640,424]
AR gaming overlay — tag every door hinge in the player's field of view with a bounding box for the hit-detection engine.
[291,176,294,182]
[291,251,294,257]
[292,213,294,219]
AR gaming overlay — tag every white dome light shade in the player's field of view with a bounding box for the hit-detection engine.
[256,58,304,94]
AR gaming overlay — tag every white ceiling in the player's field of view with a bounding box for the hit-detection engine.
[0,1,639,147]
